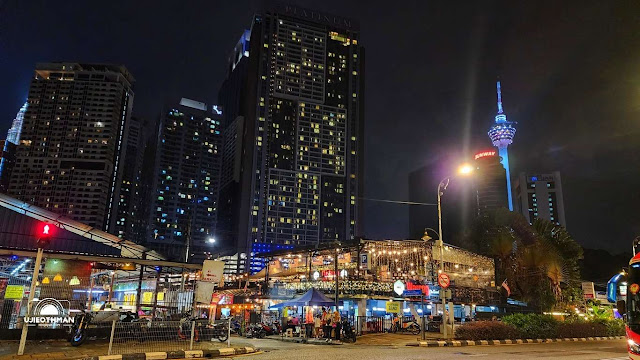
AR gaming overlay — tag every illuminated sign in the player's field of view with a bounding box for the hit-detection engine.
[474,150,496,160]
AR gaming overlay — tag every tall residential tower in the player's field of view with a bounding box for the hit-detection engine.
[8,63,134,231]
[219,3,365,272]
[487,81,516,211]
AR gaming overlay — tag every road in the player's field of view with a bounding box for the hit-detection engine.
[227,337,629,360]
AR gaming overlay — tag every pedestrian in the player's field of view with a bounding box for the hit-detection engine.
[322,308,332,342]
[332,310,341,341]
[305,307,314,338]
[314,313,322,338]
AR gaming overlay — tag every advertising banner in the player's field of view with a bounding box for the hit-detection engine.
[202,260,225,284]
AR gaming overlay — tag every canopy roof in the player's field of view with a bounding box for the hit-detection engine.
[272,288,335,308]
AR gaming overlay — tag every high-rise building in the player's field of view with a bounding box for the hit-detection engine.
[0,140,16,193]
[6,102,28,145]
[219,3,365,272]
[148,98,223,262]
[109,116,151,242]
[7,63,134,231]
[513,172,566,227]
[472,150,508,213]
[487,81,516,211]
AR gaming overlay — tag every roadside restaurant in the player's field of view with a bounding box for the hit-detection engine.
[223,239,501,333]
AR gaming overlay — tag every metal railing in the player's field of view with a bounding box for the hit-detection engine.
[108,319,230,355]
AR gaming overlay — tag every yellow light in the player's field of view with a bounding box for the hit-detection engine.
[458,163,474,175]
[53,273,63,282]
[42,277,50,284]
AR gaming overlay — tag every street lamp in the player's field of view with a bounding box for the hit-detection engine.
[436,163,474,339]
[207,237,216,244]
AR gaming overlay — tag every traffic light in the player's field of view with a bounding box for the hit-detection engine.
[36,222,54,248]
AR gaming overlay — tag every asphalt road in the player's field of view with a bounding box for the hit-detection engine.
[228,338,629,360]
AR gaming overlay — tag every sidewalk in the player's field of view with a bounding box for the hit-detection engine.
[0,340,110,360]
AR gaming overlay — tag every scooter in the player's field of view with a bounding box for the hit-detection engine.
[245,323,266,338]
[341,319,357,343]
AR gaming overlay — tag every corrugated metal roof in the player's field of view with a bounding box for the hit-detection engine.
[0,193,164,260]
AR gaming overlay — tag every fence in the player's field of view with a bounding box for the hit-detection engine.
[109,319,230,355]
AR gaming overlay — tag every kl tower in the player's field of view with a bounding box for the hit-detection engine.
[488,81,516,211]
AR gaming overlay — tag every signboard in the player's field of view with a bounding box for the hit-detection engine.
[582,281,595,299]
[4,285,24,300]
[474,150,496,160]
[406,282,429,296]
[142,292,154,304]
[360,253,369,270]
[195,281,215,304]
[385,301,401,314]
[202,260,225,284]
[393,280,405,296]
[402,290,422,297]
[438,273,451,289]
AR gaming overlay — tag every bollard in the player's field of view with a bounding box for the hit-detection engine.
[228,318,231,347]
[108,320,116,355]
[189,320,196,350]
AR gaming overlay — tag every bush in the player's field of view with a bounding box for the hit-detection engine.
[557,321,607,338]
[502,313,558,339]
[455,321,519,341]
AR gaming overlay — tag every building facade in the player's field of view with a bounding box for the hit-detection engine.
[7,63,134,231]
[6,102,28,145]
[219,4,365,272]
[513,172,566,227]
[472,150,508,213]
[148,98,223,262]
[108,116,151,242]
[0,140,16,193]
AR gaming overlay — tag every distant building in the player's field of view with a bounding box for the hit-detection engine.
[148,98,223,262]
[513,172,566,227]
[108,116,152,242]
[8,63,134,231]
[6,102,27,145]
[0,140,16,193]
[472,150,508,213]
[218,3,365,272]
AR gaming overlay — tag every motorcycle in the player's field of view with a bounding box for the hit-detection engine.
[341,319,357,343]
[178,312,228,342]
[261,322,279,336]
[245,323,266,338]
[389,317,421,335]
[69,309,93,346]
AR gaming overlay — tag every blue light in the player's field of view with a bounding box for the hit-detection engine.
[531,176,538,181]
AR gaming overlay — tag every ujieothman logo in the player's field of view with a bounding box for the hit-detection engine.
[24,298,73,325]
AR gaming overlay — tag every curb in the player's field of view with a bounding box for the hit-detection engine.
[84,347,257,360]
[406,336,625,347]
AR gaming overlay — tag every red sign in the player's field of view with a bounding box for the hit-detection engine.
[474,150,496,160]
[406,282,429,296]
[438,273,451,289]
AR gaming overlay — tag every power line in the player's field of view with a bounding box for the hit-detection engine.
[359,197,436,206]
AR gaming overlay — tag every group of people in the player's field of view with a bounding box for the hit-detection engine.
[304,307,342,342]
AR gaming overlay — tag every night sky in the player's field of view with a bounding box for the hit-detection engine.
[2,0,639,254]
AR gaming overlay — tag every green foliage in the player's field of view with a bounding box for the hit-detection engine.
[455,321,519,341]
[604,318,625,336]
[556,321,607,338]
[502,313,558,339]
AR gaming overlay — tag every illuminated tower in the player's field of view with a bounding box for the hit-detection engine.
[487,81,516,210]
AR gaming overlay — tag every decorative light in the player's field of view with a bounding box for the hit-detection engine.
[42,277,50,284]
[53,273,63,282]
[69,276,80,286]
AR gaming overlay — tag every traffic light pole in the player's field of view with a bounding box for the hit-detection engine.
[17,247,44,355]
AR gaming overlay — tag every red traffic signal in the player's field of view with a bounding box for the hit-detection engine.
[38,223,54,237]
[36,222,55,248]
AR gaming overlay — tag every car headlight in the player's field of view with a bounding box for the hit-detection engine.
[628,339,640,354]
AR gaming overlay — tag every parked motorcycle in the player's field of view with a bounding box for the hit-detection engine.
[178,312,228,342]
[69,309,93,346]
[245,323,266,338]
[341,319,357,343]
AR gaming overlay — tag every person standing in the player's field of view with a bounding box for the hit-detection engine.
[304,307,314,338]
[314,313,322,338]
[322,308,332,342]
[332,310,341,341]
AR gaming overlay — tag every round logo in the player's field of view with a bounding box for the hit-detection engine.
[438,273,451,289]
[630,283,639,295]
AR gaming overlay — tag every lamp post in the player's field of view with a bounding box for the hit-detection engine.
[435,163,474,339]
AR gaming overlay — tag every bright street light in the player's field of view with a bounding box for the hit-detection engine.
[207,237,216,244]
[458,163,474,175]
